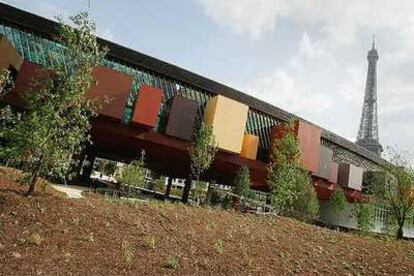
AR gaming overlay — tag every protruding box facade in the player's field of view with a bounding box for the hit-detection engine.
[165,96,198,140]
[313,146,333,180]
[2,61,45,107]
[328,161,339,184]
[204,95,248,154]
[0,35,23,72]
[240,134,259,160]
[270,121,321,172]
[88,66,133,120]
[132,84,163,128]
[337,163,363,191]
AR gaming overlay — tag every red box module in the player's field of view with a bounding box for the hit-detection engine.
[131,84,163,129]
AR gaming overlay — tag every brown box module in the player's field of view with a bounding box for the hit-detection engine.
[270,121,321,172]
[165,96,198,141]
[313,146,333,180]
[88,66,133,120]
[2,61,48,107]
[337,163,363,191]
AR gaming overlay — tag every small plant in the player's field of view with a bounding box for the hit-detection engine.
[214,240,224,254]
[144,236,157,250]
[27,233,42,246]
[80,232,94,242]
[121,240,135,269]
[165,255,178,269]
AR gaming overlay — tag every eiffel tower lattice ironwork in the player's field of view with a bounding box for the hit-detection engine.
[356,38,383,155]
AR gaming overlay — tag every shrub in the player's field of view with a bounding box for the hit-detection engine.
[330,187,347,214]
[232,166,251,198]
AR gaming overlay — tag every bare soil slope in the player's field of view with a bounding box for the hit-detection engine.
[1,167,414,275]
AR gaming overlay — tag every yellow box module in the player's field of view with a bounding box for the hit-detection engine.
[0,35,24,72]
[204,95,248,154]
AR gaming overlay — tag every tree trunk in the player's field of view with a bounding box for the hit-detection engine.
[396,225,404,239]
[164,177,173,200]
[25,173,38,196]
[181,176,192,203]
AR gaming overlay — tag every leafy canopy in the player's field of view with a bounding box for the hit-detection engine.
[117,150,147,188]
[368,147,414,239]
[0,12,107,195]
[190,122,218,181]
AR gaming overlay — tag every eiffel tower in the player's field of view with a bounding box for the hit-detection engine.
[356,38,383,155]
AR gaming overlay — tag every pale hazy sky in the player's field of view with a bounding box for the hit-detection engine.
[2,0,414,153]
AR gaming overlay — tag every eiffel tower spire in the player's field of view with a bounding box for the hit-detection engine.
[356,37,383,155]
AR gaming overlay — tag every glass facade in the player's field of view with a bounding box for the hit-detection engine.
[0,20,282,159]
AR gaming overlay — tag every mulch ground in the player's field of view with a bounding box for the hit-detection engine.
[1,167,414,275]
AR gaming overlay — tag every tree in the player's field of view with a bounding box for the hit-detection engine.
[182,122,218,203]
[116,150,146,191]
[232,166,251,198]
[369,147,414,239]
[352,202,374,233]
[104,160,117,176]
[330,187,347,215]
[0,12,107,195]
[267,120,319,216]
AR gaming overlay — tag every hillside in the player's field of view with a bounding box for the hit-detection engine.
[1,167,414,275]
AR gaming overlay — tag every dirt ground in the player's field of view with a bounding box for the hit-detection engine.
[1,167,414,275]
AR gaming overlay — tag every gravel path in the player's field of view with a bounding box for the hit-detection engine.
[51,185,88,199]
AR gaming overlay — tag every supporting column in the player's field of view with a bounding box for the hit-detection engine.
[181,177,192,203]
[68,150,86,184]
[80,149,96,185]
[164,177,173,200]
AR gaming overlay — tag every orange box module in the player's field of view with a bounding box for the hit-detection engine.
[131,84,163,129]
[270,121,321,173]
[240,134,259,160]
[88,66,133,120]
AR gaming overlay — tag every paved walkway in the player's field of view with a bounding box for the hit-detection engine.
[51,185,88,199]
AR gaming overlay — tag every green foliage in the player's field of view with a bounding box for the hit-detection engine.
[232,166,251,198]
[369,147,414,239]
[330,187,347,214]
[352,203,374,233]
[117,150,146,188]
[190,122,218,181]
[0,12,107,195]
[154,176,166,192]
[214,240,224,254]
[165,256,178,269]
[267,120,319,216]
[0,69,13,97]
[121,240,135,269]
